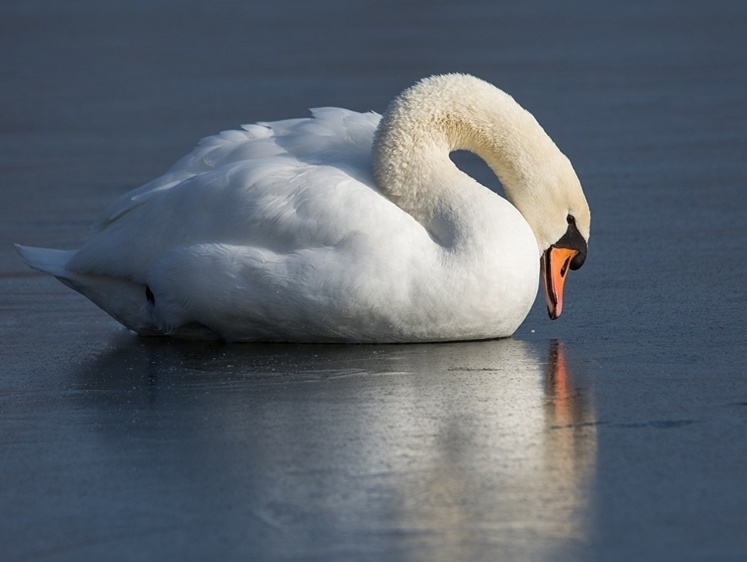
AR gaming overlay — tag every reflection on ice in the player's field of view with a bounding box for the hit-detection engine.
[72,336,597,559]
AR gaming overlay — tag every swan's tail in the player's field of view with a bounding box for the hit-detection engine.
[15,245,77,277]
[15,244,160,336]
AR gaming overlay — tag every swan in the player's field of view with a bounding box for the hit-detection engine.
[17,74,590,343]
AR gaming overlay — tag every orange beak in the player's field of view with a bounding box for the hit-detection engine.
[541,247,579,320]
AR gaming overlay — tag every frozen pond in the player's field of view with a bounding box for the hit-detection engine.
[1,1,746,560]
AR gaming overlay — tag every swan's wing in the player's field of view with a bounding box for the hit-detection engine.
[68,108,405,282]
[93,108,381,229]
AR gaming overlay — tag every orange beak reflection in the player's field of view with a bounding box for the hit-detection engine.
[541,247,579,320]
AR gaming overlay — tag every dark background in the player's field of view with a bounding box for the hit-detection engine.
[1,1,745,560]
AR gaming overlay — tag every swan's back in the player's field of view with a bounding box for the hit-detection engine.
[96,108,381,230]
[71,108,387,282]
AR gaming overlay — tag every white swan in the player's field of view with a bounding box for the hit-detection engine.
[17,74,590,343]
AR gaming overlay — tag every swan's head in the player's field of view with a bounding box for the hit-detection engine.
[519,153,590,320]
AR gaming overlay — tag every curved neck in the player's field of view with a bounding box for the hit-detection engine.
[372,74,570,248]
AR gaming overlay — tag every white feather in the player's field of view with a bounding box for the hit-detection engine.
[17,74,589,342]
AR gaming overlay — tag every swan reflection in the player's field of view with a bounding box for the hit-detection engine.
[73,336,596,558]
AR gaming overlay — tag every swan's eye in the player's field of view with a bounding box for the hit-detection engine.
[567,214,575,225]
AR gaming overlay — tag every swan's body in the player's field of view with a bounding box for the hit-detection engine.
[18,74,590,343]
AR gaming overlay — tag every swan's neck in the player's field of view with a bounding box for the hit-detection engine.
[372,74,574,250]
